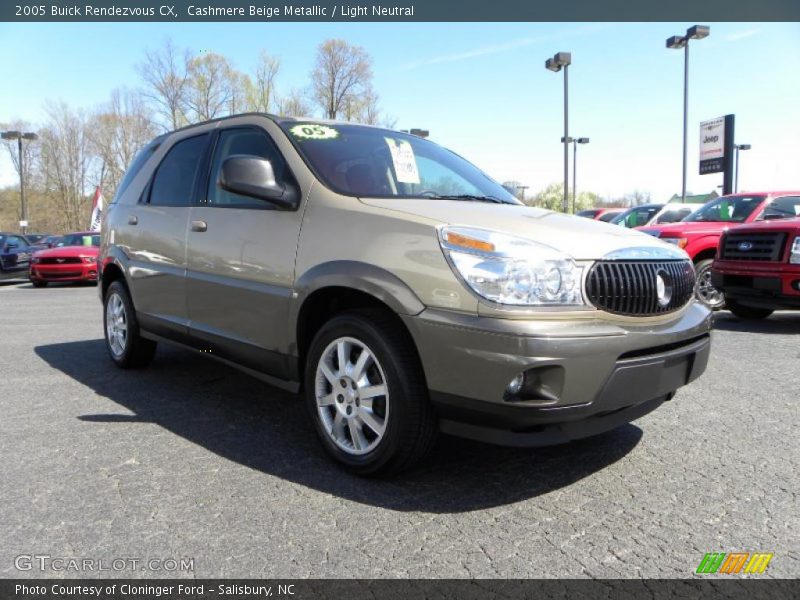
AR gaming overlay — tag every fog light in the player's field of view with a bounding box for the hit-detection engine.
[506,373,524,395]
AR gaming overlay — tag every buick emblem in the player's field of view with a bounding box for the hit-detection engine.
[656,270,673,307]
[738,241,753,251]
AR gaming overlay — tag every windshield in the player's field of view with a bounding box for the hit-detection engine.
[611,205,663,228]
[58,234,100,247]
[684,195,765,223]
[281,122,519,204]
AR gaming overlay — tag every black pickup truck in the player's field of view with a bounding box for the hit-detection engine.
[0,233,33,281]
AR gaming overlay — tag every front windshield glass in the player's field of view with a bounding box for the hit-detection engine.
[684,195,765,223]
[611,205,662,228]
[281,122,520,203]
[58,234,100,247]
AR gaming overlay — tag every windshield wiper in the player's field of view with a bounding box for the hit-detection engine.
[428,194,507,204]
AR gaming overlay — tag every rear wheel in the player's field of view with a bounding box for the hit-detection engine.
[304,310,437,476]
[694,258,725,310]
[104,281,157,368]
[726,299,773,320]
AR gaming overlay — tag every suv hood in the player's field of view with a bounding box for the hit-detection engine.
[360,198,679,261]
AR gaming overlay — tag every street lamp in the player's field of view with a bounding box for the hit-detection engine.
[1,130,39,235]
[666,25,710,204]
[734,143,751,193]
[545,51,572,213]
[562,136,590,213]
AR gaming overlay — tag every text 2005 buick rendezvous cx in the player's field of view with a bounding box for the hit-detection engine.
[99,114,712,475]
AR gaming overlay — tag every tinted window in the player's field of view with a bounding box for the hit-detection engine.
[207,128,288,207]
[58,234,100,247]
[281,122,518,203]
[684,195,765,223]
[576,210,600,218]
[598,211,620,222]
[6,235,27,248]
[113,140,160,204]
[763,196,800,220]
[149,134,209,207]
[655,207,693,224]
[612,205,663,228]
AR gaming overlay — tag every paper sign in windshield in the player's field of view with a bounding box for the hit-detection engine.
[385,138,420,184]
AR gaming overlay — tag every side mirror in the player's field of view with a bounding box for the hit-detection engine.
[219,155,299,210]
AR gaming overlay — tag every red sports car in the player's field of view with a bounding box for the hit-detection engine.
[29,231,101,287]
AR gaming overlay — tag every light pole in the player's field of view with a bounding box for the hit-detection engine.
[545,51,572,213]
[666,25,710,204]
[734,143,751,193]
[1,130,39,235]
[571,137,590,213]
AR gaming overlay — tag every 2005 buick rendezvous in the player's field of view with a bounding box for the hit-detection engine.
[99,114,712,475]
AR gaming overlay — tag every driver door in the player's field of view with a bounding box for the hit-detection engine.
[186,120,304,379]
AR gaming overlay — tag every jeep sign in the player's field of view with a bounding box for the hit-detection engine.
[699,116,725,174]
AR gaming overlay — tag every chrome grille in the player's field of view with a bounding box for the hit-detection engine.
[38,256,82,265]
[721,232,786,262]
[586,260,695,316]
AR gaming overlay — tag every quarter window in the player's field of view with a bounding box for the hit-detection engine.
[149,134,210,207]
[206,128,289,207]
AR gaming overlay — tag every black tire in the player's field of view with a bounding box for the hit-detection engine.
[103,280,157,369]
[31,279,47,288]
[304,310,438,477]
[726,299,773,320]
[694,258,726,310]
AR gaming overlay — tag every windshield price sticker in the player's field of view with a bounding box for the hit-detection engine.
[385,138,420,184]
[290,124,339,140]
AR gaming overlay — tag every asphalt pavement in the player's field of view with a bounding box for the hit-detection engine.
[1,280,798,578]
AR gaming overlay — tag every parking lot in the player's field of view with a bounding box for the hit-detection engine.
[1,280,798,579]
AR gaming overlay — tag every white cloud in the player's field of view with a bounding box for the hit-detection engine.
[399,24,610,71]
[725,28,762,42]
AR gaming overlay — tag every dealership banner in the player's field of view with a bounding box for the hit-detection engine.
[699,116,725,175]
[3,0,800,22]
[2,579,799,600]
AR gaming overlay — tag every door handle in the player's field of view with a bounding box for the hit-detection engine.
[191,220,208,232]
[128,215,138,225]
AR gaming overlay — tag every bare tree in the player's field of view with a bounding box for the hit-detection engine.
[311,39,373,120]
[277,88,313,118]
[88,88,157,198]
[186,52,235,122]
[38,101,97,231]
[247,51,280,113]
[138,38,191,130]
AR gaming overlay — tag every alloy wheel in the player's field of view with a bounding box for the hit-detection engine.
[314,336,389,456]
[106,292,128,357]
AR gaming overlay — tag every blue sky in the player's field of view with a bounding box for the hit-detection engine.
[1,21,798,200]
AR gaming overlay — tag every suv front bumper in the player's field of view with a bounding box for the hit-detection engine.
[712,260,800,309]
[401,303,712,446]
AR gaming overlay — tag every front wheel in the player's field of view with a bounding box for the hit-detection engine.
[726,299,773,320]
[694,258,726,310]
[104,281,157,368]
[31,279,47,288]
[304,311,437,477]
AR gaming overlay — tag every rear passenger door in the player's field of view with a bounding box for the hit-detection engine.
[186,119,304,379]
[123,131,212,340]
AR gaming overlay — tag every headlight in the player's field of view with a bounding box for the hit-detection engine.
[662,237,688,249]
[438,226,584,306]
[82,256,97,264]
[31,256,40,264]
[791,238,800,264]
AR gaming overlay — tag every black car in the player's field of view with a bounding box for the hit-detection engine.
[0,233,33,281]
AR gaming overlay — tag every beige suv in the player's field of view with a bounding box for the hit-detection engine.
[99,114,712,475]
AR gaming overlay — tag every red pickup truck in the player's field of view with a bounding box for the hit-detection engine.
[639,191,800,309]
[711,216,800,319]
